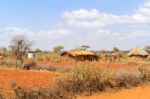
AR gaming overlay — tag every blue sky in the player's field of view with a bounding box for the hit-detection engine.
[0,0,150,50]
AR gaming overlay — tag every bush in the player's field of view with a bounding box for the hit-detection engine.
[22,61,37,70]
[36,57,44,61]
[11,64,150,99]
[115,69,141,87]
[53,64,116,97]
[13,86,49,99]
[52,65,148,98]
[48,57,64,62]
[55,66,72,73]
[138,66,150,82]
[36,65,71,73]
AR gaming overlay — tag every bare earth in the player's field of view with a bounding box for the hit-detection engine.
[0,69,60,88]
[0,68,60,98]
[78,85,150,99]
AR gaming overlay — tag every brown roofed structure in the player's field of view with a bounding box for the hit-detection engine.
[128,45,149,58]
[61,50,99,61]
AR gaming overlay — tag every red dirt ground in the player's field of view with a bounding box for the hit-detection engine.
[77,85,150,99]
[0,69,61,98]
[0,69,60,89]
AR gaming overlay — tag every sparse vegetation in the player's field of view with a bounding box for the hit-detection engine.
[9,34,32,67]
[53,46,64,53]
[80,45,90,51]
[138,66,150,82]
[9,64,150,99]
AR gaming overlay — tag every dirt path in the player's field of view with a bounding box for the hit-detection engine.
[78,85,150,99]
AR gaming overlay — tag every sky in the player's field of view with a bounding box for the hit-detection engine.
[0,0,150,51]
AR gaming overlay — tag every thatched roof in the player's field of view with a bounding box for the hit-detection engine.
[61,50,96,57]
[128,46,149,57]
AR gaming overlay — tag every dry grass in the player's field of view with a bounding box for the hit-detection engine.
[0,52,150,99]
[47,64,150,99]
[10,63,150,99]
[138,66,150,82]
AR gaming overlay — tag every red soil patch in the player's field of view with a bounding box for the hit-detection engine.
[77,85,150,99]
[0,69,60,89]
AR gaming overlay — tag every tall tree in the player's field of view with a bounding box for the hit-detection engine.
[113,47,120,52]
[9,35,32,67]
[53,46,64,53]
[80,45,90,51]
[144,46,150,52]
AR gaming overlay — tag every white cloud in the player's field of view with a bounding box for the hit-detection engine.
[132,1,150,23]
[63,9,100,19]
[63,9,133,28]
[62,1,150,28]
[144,1,150,7]
[38,28,73,40]
[0,27,74,49]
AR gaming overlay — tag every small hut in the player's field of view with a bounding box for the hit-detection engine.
[61,50,99,61]
[28,51,36,60]
[128,46,149,58]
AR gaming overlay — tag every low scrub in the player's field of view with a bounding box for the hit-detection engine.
[138,66,150,82]
[0,93,4,99]
[12,64,150,99]
[115,69,141,87]
[13,86,49,99]
[37,65,72,73]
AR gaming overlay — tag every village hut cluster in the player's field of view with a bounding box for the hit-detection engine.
[1,45,149,63]
[60,46,149,62]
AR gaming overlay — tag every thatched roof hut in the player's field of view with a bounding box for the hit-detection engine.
[61,50,98,61]
[128,46,149,58]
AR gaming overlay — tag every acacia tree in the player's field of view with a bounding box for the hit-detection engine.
[144,46,150,52]
[113,47,120,52]
[9,35,32,68]
[35,48,42,53]
[80,45,90,51]
[53,46,64,53]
